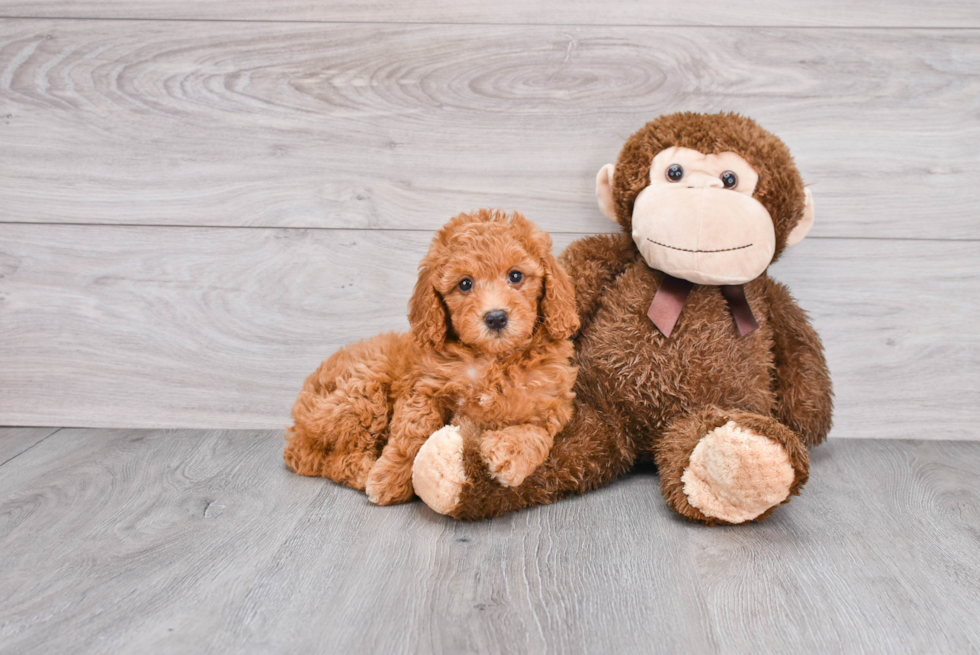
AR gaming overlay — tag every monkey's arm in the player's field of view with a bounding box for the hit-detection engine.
[764,278,833,446]
[558,233,638,333]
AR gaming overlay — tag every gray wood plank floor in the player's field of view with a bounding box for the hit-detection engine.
[0,428,977,654]
[0,426,58,464]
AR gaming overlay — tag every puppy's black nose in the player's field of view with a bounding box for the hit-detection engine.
[484,310,508,332]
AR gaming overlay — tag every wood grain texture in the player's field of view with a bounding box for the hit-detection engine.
[0,426,59,464]
[1,0,979,28]
[1,21,978,238]
[0,428,326,654]
[0,429,977,654]
[2,224,977,436]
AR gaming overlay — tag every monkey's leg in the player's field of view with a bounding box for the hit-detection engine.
[412,400,636,520]
[654,407,810,525]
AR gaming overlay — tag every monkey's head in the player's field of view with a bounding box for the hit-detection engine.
[596,112,814,285]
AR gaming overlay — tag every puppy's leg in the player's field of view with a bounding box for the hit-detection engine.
[285,378,388,489]
[478,424,553,488]
[364,391,444,505]
[284,334,402,490]
[414,398,636,519]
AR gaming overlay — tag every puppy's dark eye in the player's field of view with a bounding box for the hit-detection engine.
[508,271,523,284]
[666,164,684,182]
[721,171,738,189]
[458,278,473,292]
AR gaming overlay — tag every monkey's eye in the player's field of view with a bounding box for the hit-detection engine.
[508,270,523,284]
[458,278,473,292]
[666,164,684,182]
[721,171,738,189]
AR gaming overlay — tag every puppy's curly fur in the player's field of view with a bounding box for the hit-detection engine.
[284,209,579,505]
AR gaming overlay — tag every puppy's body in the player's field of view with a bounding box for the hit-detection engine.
[419,337,575,434]
[285,331,417,490]
[285,210,578,505]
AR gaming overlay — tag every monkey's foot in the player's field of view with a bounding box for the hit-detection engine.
[413,425,467,516]
[681,421,796,524]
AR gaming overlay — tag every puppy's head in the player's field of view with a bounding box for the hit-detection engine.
[409,209,578,354]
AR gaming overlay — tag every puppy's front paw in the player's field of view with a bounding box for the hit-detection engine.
[364,453,414,506]
[480,426,549,488]
[412,425,467,516]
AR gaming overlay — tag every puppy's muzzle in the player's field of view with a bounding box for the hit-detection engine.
[484,310,508,332]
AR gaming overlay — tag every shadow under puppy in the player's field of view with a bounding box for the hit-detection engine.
[284,209,579,506]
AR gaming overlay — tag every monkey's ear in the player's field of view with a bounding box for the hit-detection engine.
[408,266,448,349]
[786,187,815,248]
[596,164,617,222]
[540,250,580,340]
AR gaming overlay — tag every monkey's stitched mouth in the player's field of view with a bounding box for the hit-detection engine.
[646,239,753,254]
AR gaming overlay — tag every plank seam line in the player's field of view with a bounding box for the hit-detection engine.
[0,15,978,30]
[1,221,978,243]
[0,427,63,468]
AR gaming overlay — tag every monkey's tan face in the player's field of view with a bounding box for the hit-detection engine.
[630,147,776,285]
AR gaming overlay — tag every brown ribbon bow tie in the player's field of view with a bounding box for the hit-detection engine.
[647,274,760,338]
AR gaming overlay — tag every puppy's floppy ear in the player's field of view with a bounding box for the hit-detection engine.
[408,264,448,349]
[540,249,579,340]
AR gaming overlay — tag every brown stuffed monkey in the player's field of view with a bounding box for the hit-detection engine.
[412,112,833,525]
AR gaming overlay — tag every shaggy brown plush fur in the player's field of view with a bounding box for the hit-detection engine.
[419,113,833,524]
[283,209,579,504]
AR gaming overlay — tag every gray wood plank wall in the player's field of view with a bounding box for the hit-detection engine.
[4,1,979,28]
[1,5,978,434]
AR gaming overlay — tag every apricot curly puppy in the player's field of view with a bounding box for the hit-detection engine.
[284,209,579,506]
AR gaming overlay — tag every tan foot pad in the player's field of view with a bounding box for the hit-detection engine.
[413,425,467,516]
[681,421,795,524]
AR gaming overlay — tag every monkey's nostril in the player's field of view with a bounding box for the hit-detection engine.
[484,310,508,332]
